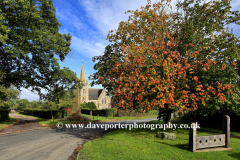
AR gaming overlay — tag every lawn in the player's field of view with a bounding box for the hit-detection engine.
[0,116,18,130]
[78,119,240,160]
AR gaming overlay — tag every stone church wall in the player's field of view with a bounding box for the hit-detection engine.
[97,90,111,109]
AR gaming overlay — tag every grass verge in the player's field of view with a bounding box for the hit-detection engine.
[77,113,158,122]
[16,112,157,126]
[0,116,18,130]
[16,112,99,126]
[78,119,240,160]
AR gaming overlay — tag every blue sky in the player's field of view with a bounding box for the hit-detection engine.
[19,0,240,102]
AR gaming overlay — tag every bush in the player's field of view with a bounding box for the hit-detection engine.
[106,108,115,116]
[21,109,64,119]
[116,109,158,117]
[179,109,240,131]
[79,103,86,109]
[80,102,97,110]
[0,109,10,122]
[0,106,10,122]
[179,110,195,124]
[37,106,44,109]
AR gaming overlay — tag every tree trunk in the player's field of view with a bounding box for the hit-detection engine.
[164,110,172,124]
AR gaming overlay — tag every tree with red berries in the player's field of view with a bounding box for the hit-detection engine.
[90,0,240,123]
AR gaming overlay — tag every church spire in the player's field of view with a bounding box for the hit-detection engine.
[80,63,85,81]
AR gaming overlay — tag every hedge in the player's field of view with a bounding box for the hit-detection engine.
[180,111,240,132]
[21,109,65,119]
[0,109,10,122]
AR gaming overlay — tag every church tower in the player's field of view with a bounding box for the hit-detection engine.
[79,63,89,103]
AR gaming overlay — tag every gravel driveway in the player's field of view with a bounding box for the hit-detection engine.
[0,113,50,135]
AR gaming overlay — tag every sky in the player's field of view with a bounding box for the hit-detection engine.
[19,0,240,102]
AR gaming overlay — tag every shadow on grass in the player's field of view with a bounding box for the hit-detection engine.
[154,140,189,151]
[228,152,240,159]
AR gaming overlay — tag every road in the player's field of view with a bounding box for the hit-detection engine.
[0,117,157,160]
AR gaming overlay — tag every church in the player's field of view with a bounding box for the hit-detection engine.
[78,64,114,109]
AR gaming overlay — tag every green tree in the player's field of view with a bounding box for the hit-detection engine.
[29,100,38,109]
[44,67,82,103]
[43,100,57,110]
[17,99,29,110]
[89,44,124,95]
[56,89,73,109]
[0,84,20,109]
[36,100,43,107]
[0,0,81,102]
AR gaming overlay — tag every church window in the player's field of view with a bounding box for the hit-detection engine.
[102,97,106,104]
[83,89,85,95]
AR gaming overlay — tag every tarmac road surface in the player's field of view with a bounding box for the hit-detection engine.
[0,114,157,160]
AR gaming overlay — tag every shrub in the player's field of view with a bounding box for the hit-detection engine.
[0,108,10,122]
[37,106,44,109]
[106,108,115,116]
[80,102,97,110]
[22,109,63,119]
[79,102,86,109]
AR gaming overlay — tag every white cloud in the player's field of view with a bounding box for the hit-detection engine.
[80,0,149,35]
[19,88,40,102]
[59,29,70,34]
[19,87,50,102]
[71,35,106,58]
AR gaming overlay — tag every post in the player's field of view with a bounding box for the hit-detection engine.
[222,115,230,148]
[106,111,108,119]
[97,114,99,119]
[51,110,54,122]
[113,111,114,118]
[90,111,92,119]
[189,123,196,152]
[71,83,81,115]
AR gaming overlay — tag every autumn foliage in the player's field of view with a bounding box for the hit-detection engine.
[102,0,236,115]
[62,107,72,114]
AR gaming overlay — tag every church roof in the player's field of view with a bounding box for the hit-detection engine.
[80,64,85,81]
[89,89,103,100]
